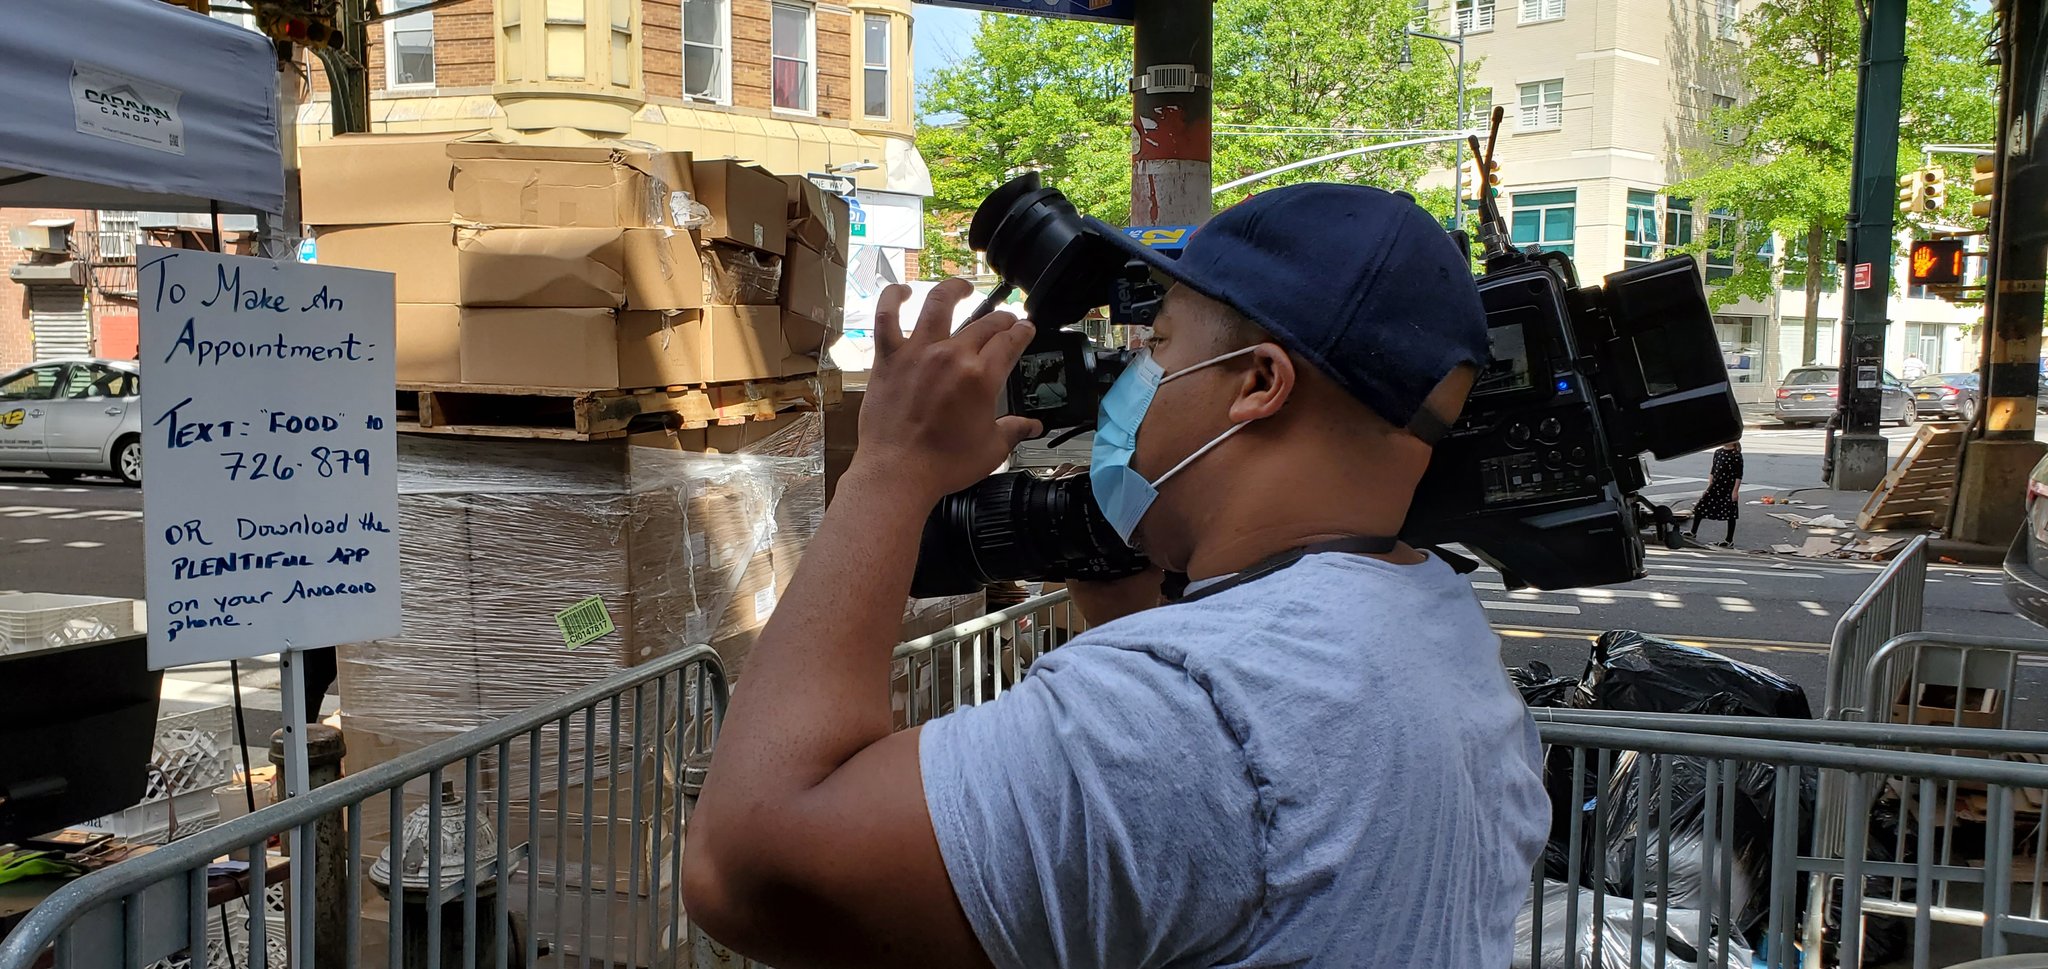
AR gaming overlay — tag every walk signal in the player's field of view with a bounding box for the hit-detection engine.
[1922,167,1947,212]
[1907,239,1965,286]
[1973,156,1997,219]
[1897,170,1926,214]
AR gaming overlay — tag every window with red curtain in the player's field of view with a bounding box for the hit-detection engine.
[771,2,812,111]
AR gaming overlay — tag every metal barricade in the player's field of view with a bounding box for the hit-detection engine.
[896,591,2048,967]
[0,644,730,969]
[1531,710,2048,969]
[1823,533,1932,722]
[890,589,1078,728]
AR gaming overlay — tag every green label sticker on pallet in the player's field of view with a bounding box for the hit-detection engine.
[556,596,615,650]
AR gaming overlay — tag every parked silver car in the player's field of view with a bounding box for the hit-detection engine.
[1773,366,1914,427]
[0,358,143,485]
[1910,372,1980,423]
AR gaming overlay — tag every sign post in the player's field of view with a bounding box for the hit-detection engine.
[137,245,400,808]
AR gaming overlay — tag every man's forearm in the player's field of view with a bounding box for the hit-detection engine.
[692,461,932,815]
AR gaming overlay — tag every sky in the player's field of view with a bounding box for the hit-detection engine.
[911,5,982,93]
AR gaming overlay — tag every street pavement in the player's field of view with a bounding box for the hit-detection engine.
[0,470,290,755]
[4,421,2045,749]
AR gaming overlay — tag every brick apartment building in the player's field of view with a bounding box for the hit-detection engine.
[0,0,927,371]
[295,0,928,301]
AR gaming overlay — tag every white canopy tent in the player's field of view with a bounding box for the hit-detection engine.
[0,0,284,215]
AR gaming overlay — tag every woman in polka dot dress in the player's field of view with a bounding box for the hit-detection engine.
[1689,441,1744,547]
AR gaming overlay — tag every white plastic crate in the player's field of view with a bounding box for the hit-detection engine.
[0,592,136,654]
[74,786,220,843]
[144,705,237,800]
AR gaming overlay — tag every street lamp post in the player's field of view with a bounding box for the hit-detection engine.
[1401,23,1468,226]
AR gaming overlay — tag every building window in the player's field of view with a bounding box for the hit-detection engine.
[1520,0,1564,23]
[771,1,814,113]
[863,13,890,118]
[385,0,435,88]
[1716,0,1739,39]
[1780,232,1842,293]
[1706,210,1738,281]
[1663,197,1695,256]
[1518,79,1563,130]
[1510,189,1576,257]
[96,210,139,263]
[1464,87,1493,128]
[683,0,729,102]
[1625,190,1659,266]
[1411,0,1431,30]
[1711,94,1737,145]
[1457,0,1496,31]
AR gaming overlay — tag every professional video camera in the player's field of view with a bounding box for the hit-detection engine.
[908,113,1740,597]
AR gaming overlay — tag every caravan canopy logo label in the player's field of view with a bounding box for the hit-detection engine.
[70,63,186,156]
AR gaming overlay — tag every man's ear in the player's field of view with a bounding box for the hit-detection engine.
[1227,344,1294,423]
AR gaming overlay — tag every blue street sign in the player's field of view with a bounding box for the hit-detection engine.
[296,238,317,263]
[913,0,1134,25]
[1125,225,1196,256]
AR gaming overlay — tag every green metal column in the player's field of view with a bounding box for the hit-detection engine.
[1826,0,1908,490]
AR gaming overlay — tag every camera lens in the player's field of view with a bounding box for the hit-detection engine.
[910,471,1141,598]
[969,173,1123,332]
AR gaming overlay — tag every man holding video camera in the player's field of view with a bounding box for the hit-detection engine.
[683,185,1550,968]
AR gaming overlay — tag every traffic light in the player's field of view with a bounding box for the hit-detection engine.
[1457,158,1500,203]
[253,0,345,49]
[1973,155,1997,219]
[1897,170,1926,214]
[1907,239,1966,286]
[1922,166,1947,212]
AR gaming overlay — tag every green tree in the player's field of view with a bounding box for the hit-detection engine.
[1670,0,1996,365]
[915,0,1471,280]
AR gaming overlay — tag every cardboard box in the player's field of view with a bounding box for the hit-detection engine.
[395,303,463,382]
[457,226,626,308]
[700,243,783,305]
[691,161,787,255]
[300,130,487,225]
[1894,681,2003,730]
[824,389,861,504]
[781,241,846,331]
[459,307,621,388]
[616,306,816,388]
[781,175,852,263]
[315,224,459,303]
[621,229,705,311]
[451,144,694,229]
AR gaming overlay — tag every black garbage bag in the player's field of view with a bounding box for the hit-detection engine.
[1512,880,1755,969]
[1594,745,1782,932]
[1579,630,1812,719]
[1510,660,1584,709]
[1532,633,1811,932]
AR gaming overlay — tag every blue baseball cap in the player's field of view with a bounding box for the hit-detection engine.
[1089,184,1489,433]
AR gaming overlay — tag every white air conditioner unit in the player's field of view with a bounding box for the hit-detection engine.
[10,219,75,253]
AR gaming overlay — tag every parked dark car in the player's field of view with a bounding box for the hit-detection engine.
[2003,453,2048,628]
[1910,372,1980,423]
[1774,366,1913,427]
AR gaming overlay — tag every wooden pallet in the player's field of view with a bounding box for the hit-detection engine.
[1858,422,1967,530]
[395,370,842,441]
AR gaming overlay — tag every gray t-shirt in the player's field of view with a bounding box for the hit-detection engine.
[920,551,1550,968]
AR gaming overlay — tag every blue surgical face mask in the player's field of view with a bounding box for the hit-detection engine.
[1090,345,1263,544]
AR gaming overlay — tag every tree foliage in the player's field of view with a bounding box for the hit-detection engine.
[1670,0,1997,314]
[915,0,1471,277]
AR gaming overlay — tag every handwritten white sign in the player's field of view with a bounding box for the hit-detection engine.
[138,246,401,669]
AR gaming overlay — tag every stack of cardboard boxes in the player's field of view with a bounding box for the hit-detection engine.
[302,133,982,968]
[302,132,847,391]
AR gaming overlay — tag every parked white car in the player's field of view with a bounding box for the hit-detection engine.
[0,358,143,485]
